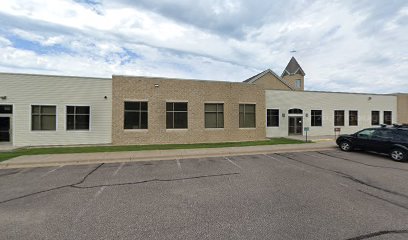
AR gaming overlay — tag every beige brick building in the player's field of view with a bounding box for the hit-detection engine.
[112,76,266,145]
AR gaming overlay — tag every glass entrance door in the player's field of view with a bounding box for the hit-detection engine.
[288,117,303,135]
[0,117,11,142]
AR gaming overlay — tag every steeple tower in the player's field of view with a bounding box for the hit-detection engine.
[281,57,305,91]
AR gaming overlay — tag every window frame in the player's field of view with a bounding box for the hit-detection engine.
[295,79,301,88]
[124,101,148,130]
[166,101,188,129]
[334,110,345,126]
[311,110,322,127]
[65,105,91,131]
[239,103,256,128]
[349,110,358,126]
[383,111,392,125]
[204,103,224,129]
[30,104,57,131]
[266,109,279,127]
[371,111,380,126]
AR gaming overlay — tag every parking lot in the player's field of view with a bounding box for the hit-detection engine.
[1,150,408,240]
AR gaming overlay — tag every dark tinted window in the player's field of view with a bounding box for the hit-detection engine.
[0,105,12,114]
[166,102,188,129]
[124,102,148,129]
[371,111,380,125]
[384,111,392,125]
[349,111,358,126]
[334,110,345,126]
[311,110,322,126]
[66,106,90,130]
[288,108,303,114]
[267,109,279,127]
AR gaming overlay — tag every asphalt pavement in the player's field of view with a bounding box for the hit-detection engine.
[1,150,408,239]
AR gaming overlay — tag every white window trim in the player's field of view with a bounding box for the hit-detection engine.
[30,104,58,132]
[266,108,280,128]
[310,109,323,127]
[0,103,15,144]
[64,104,92,132]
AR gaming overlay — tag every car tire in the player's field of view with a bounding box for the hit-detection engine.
[339,141,353,152]
[390,148,407,162]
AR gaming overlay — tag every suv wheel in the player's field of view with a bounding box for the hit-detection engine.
[339,141,352,152]
[390,148,407,162]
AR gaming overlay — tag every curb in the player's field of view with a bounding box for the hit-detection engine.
[0,146,337,169]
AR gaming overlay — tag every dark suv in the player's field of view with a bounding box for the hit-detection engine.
[336,126,408,162]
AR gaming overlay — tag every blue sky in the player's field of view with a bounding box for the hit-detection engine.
[0,0,407,93]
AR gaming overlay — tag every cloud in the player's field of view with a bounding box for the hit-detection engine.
[0,0,406,93]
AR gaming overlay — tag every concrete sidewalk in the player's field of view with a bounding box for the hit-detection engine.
[0,141,337,169]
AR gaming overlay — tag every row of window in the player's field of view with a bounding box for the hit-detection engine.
[31,105,90,131]
[28,104,393,131]
[267,109,392,127]
[124,102,256,129]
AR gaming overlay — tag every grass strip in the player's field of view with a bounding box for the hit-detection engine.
[0,138,307,162]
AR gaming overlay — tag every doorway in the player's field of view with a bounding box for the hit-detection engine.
[289,116,303,135]
[0,117,11,142]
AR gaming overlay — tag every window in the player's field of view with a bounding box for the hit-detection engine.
[334,110,344,126]
[288,108,303,114]
[239,104,256,128]
[205,103,224,128]
[0,105,12,114]
[166,102,188,129]
[349,111,358,126]
[32,105,56,131]
[67,106,90,130]
[124,102,148,129]
[311,110,322,126]
[357,129,376,139]
[295,79,301,88]
[267,109,279,127]
[384,111,392,125]
[371,111,380,125]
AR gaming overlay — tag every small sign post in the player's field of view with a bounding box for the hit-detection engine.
[334,127,341,139]
[304,127,310,142]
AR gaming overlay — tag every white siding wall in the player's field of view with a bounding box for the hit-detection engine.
[0,73,112,146]
[266,90,397,137]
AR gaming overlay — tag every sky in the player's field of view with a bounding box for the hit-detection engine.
[0,0,407,93]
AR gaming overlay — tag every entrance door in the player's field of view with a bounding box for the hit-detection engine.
[289,117,303,135]
[0,117,10,142]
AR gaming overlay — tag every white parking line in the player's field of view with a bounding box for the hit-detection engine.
[224,157,242,169]
[41,165,64,178]
[176,159,182,170]
[113,162,125,176]
[76,186,106,221]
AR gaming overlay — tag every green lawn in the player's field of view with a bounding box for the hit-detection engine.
[0,138,306,162]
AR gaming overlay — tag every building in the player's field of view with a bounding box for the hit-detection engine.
[111,75,265,145]
[0,57,407,147]
[0,73,112,146]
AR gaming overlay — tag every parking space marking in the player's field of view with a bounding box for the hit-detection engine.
[224,157,242,169]
[75,186,106,221]
[113,162,125,176]
[176,159,182,170]
[40,165,64,178]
